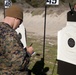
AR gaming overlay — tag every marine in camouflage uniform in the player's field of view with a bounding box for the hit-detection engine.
[0,22,30,75]
[0,4,32,75]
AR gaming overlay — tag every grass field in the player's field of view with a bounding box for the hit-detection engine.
[27,33,58,75]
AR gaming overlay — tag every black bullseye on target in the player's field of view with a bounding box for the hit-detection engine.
[68,38,75,48]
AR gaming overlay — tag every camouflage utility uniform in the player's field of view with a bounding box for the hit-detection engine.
[0,22,30,75]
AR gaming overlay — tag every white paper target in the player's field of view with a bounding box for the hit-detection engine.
[57,22,76,65]
[16,23,27,48]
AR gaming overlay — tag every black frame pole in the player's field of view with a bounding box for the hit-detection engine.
[4,0,5,18]
[43,4,47,61]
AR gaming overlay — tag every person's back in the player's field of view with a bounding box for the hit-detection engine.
[0,22,27,75]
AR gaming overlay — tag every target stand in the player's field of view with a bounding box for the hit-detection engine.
[57,9,76,75]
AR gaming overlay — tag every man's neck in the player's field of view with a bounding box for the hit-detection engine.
[3,17,14,28]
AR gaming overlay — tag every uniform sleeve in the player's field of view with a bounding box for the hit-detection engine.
[4,33,27,71]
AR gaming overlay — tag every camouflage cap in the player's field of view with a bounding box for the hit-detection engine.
[5,4,23,21]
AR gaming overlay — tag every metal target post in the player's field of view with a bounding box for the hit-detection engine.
[4,0,5,18]
[43,0,59,64]
[43,4,47,61]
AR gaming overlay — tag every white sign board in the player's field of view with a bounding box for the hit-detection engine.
[4,0,12,8]
[46,0,59,5]
[16,23,27,48]
[57,22,76,65]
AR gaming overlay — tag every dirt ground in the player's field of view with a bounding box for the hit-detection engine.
[0,7,69,37]
[24,8,69,37]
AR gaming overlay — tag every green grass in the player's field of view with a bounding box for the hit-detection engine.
[27,33,58,75]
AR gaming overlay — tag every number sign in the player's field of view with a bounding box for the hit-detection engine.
[4,0,12,8]
[46,0,59,5]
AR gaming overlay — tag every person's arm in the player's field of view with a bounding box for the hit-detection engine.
[4,32,30,71]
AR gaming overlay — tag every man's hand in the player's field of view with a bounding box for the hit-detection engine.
[27,46,34,55]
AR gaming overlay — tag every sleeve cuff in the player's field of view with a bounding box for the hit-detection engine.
[24,48,31,57]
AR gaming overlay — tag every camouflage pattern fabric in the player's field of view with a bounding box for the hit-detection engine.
[0,22,30,75]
